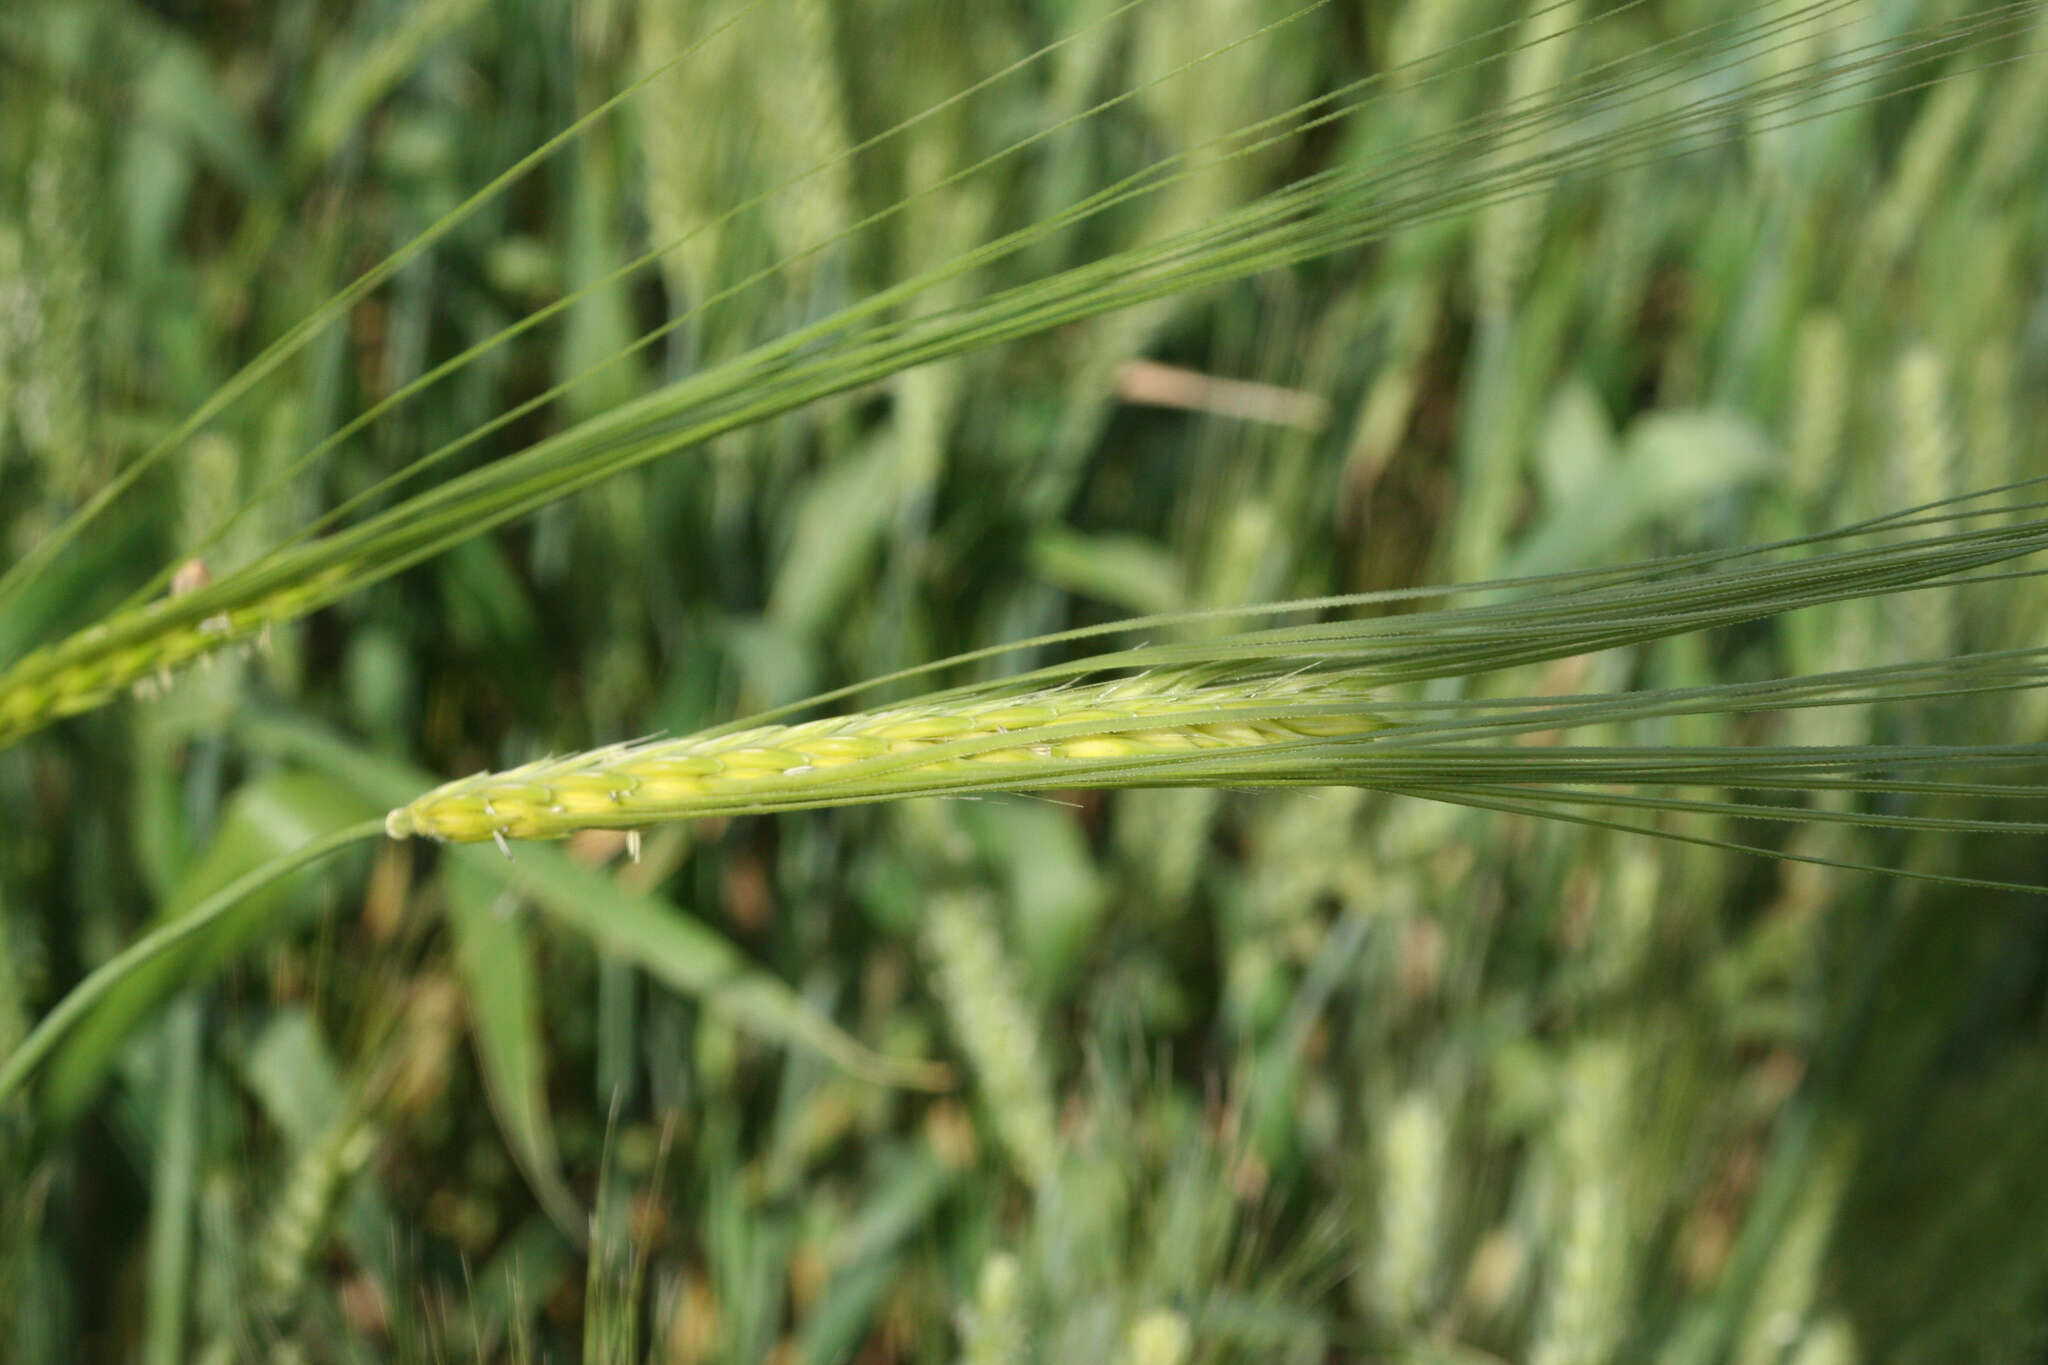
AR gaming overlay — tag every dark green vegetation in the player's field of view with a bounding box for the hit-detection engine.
[3,0,2048,1360]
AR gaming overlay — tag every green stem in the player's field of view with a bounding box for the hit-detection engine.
[0,820,386,1108]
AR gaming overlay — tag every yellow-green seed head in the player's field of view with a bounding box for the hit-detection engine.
[386,668,1383,845]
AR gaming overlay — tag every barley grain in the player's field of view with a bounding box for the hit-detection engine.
[1785,1316,1861,1365]
[1888,344,1959,664]
[1370,1087,1447,1325]
[20,98,97,501]
[1531,1038,1635,1365]
[1787,314,1849,509]
[1730,1129,1859,1365]
[1473,0,1581,320]
[0,225,24,470]
[1975,2,2048,193]
[258,1120,378,1312]
[922,893,1060,1190]
[1857,70,1983,282]
[958,1250,1030,1365]
[1119,1308,1191,1365]
[385,669,1382,844]
[0,564,355,745]
[637,0,731,312]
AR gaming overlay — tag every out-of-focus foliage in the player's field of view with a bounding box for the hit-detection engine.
[1,0,2046,1360]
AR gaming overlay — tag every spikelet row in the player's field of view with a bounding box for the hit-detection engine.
[386,668,1383,845]
[923,893,1059,1189]
[0,563,355,745]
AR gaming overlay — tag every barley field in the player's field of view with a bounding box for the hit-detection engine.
[3,1,2048,1361]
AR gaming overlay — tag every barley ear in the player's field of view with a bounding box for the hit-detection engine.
[922,892,1061,1190]
[957,1250,1030,1365]
[383,669,1384,845]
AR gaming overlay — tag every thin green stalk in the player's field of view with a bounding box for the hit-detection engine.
[0,821,384,1107]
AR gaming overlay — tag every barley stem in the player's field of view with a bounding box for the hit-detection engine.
[0,821,384,1107]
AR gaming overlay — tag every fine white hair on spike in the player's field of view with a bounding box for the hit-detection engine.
[492,829,511,859]
[627,830,642,863]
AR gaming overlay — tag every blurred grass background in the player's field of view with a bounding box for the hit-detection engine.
[3,0,2048,1360]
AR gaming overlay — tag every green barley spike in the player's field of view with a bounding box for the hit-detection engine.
[1473,0,1581,321]
[1730,1129,1859,1365]
[1117,1308,1192,1365]
[1785,1316,1861,1365]
[1787,314,1850,511]
[257,1120,377,1315]
[759,0,857,274]
[1887,344,1959,664]
[957,1250,1030,1365]
[1531,1038,1636,1365]
[20,96,98,501]
[385,668,1381,845]
[922,893,1061,1190]
[1858,70,1984,282]
[1370,1087,1448,1325]
[0,225,23,470]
